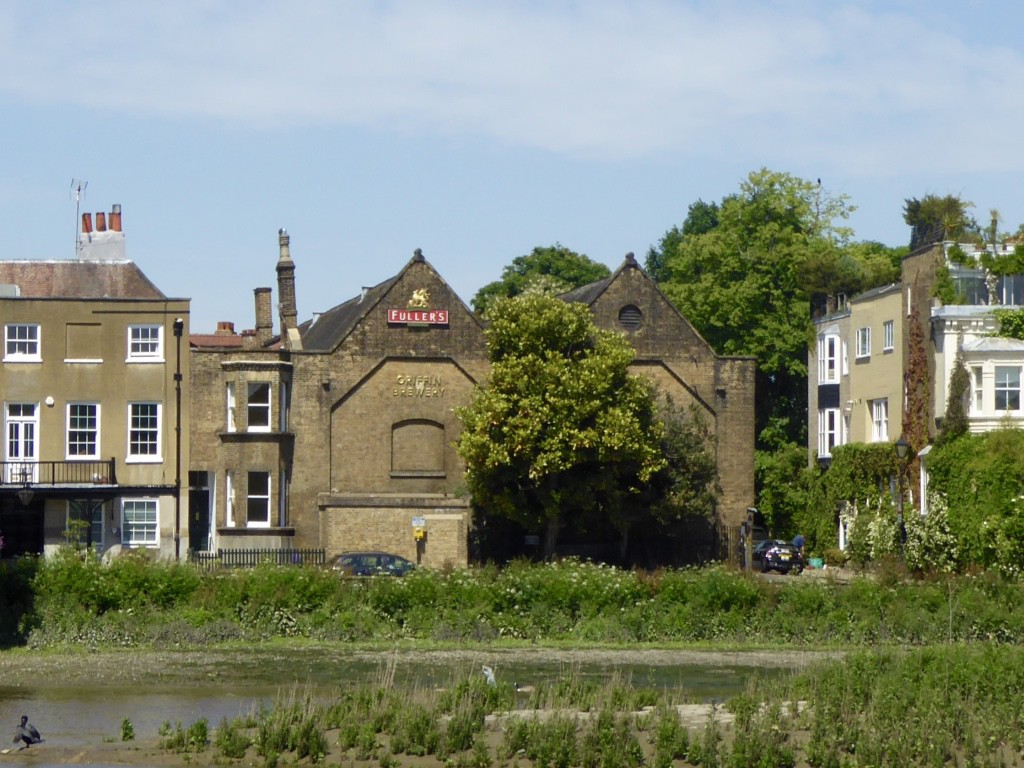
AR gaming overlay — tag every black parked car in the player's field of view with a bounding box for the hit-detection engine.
[330,551,416,576]
[752,539,804,574]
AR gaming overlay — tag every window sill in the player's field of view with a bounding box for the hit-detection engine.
[391,470,447,478]
[125,456,163,464]
[64,358,103,364]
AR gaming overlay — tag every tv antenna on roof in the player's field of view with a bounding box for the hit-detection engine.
[70,179,88,255]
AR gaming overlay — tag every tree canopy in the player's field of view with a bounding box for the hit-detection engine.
[470,244,611,317]
[456,294,666,558]
[903,194,975,250]
[655,169,856,447]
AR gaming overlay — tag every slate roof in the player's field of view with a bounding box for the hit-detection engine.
[299,274,401,351]
[559,274,615,305]
[963,336,1024,353]
[0,260,167,299]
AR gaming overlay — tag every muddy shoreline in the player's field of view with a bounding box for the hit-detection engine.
[0,645,838,766]
[0,644,840,687]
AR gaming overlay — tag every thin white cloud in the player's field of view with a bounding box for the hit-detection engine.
[3,1,1024,170]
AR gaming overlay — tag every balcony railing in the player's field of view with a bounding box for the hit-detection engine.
[0,459,117,486]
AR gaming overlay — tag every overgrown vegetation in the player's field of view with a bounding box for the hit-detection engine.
[153,648,1024,767]
[6,555,1024,649]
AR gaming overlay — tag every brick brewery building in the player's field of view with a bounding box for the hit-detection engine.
[188,232,755,567]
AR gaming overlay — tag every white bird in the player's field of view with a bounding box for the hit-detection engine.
[13,716,42,749]
[481,665,496,686]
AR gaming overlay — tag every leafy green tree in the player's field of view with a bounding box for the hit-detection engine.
[471,244,611,317]
[937,346,970,445]
[658,168,854,447]
[645,199,721,282]
[903,194,976,250]
[456,294,665,557]
[649,397,719,525]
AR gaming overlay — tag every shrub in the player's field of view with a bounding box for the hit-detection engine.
[214,716,251,759]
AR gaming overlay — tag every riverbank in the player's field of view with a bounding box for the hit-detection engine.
[0,644,831,767]
[0,643,840,687]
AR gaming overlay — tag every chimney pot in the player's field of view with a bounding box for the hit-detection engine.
[109,205,122,232]
[81,213,93,234]
[95,211,107,231]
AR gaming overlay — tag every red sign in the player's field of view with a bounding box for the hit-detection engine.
[387,308,449,326]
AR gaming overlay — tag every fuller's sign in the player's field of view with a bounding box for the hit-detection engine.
[389,288,449,326]
[387,308,450,326]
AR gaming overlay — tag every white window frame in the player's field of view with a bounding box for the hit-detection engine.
[67,402,100,459]
[226,382,236,433]
[4,323,41,362]
[841,340,849,376]
[279,469,288,527]
[246,382,271,433]
[883,320,894,352]
[972,366,984,412]
[121,498,159,548]
[279,382,289,432]
[246,471,272,528]
[871,398,889,442]
[5,402,39,483]
[817,334,839,384]
[225,470,236,527]
[995,365,1021,411]
[127,402,161,461]
[817,407,841,458]
[855,327,871,359]
[127,324,163,362]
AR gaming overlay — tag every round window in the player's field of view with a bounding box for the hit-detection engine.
[618,304,642,331]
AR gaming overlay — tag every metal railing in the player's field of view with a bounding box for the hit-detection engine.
[0,459,117,485]
[189,548,326,570]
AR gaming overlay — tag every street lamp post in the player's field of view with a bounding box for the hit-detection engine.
[894,436,910,553]
[173,318,184,561]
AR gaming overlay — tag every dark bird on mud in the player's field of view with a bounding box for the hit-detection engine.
[13,716,42,749]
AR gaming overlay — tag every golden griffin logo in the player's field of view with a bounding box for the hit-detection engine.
[408,289,430,308]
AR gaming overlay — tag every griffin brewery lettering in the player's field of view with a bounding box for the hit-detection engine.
[394,374,445,398]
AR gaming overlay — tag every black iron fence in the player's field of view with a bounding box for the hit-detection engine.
[0,459,117,486]
[190,548,326,570]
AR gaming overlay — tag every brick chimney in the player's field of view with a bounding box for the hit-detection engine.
[276,228,298,343]
[78,204,126,260]
[254,287,273,345]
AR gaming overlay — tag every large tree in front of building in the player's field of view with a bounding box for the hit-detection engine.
[471,244,611,317]
[657,168,855,448]
[457,294,665,558]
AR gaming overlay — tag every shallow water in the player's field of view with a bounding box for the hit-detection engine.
[0,652,792,767]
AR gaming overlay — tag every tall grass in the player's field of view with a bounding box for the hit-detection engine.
[13,554,1024,649]
[180,651,1024,766]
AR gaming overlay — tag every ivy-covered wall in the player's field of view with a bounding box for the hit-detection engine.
[927,429,1024,574]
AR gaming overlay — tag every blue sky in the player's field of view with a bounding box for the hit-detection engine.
[3,1,1024,333]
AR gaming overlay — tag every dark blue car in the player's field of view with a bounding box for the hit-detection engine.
[752,539,804,574]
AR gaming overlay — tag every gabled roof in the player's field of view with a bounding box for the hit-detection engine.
[0,260,167,299]
[558,253,720,354]
[298,249,478,352]
[558,273,616,305]
[297,273,401,351]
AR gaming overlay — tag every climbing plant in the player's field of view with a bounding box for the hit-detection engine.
[799,443,899,556]
[994,307,1024,340]
[926,429,1024,572]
